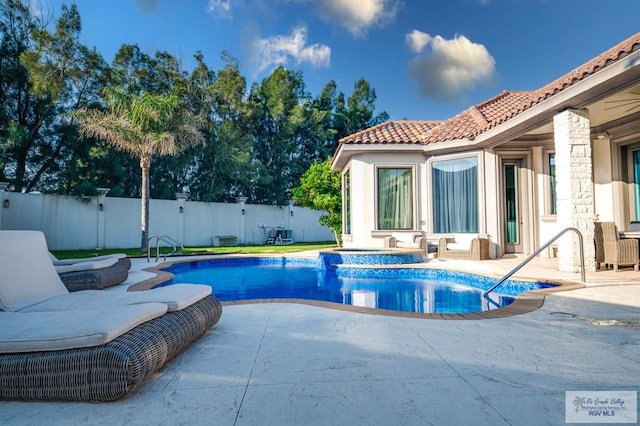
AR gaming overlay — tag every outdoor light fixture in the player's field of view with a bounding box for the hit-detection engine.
[241,208,246,215]
[3,199,8,208]
[99,203,104,211]
[290,210,294,217]
[179,206,184,213]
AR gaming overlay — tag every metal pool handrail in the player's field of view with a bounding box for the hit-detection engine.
[483,227,585,299]
[147,234,184,263]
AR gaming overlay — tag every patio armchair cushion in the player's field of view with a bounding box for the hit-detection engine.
[385,233,428,251]
[0,303,167,353]
[446,234,475,251]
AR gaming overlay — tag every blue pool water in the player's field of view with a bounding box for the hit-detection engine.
[163,257,555,314]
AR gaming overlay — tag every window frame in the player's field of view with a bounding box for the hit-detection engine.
[543,150,557,216]
[374,165,416,231]
[425,151,484,235]
[342,168,352,235]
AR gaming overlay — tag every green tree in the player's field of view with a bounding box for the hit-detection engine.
[0,1,107,193]
[335,78,389,139]
[74,86,204,251]
[187,52,253,202]
[291,158,342,246]
[247,67,309,204]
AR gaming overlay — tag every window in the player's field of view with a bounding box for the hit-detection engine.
[377,168,413,230]
[549,153,557,215]
[432,157,478,233]
[343,170,351,235]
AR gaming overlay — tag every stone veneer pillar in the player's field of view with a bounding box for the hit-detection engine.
[553,108,596,272]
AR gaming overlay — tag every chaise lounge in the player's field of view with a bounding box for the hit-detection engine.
[0,230,222,402]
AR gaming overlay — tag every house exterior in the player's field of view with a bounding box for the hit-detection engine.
[331,32,640,272]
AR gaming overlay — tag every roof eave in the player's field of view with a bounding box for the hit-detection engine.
[476,48,640,147]
[332,142,426,170]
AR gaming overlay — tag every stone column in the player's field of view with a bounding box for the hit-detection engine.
[0,182,9,230]
[553,108,596,272]
[236,196,248,244]
[176,193,187,245]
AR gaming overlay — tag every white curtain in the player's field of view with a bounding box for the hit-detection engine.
[378,168,412,229]
[432,158,478,233]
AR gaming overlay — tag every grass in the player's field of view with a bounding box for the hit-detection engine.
[51,242,337,260]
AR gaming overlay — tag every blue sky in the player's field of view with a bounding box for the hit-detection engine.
[40,0,640,121]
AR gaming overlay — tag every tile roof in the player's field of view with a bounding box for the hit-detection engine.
[340,120,441,144]
[339,32,640,146]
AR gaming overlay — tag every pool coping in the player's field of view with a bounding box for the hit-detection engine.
[132,254,586,320]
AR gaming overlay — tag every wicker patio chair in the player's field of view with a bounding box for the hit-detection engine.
[384,233,428,253]
[594,222,639,271]
[438,236,490,260]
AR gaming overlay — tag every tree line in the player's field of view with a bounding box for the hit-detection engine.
[0,0,388,205]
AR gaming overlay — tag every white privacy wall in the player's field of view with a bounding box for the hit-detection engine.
[0,192,333,250]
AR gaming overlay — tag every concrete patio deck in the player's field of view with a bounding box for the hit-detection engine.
[1,254,639,425]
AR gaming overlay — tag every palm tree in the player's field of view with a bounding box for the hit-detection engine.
[74,86,204,251]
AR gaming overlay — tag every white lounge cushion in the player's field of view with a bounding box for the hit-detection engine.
[19,284,212,313]
[0,231,69,312]
[49,253,126,266]
[54,257,119,274]
[0,303,167,353]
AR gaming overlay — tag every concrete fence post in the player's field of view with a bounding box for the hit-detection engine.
[0,182,9,230]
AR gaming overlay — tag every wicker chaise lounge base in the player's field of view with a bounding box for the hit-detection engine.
[58,262,129,292]
[57,258,132,291]
[0,295,222,402]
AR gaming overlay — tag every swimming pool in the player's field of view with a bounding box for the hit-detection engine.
[163,257,555,315]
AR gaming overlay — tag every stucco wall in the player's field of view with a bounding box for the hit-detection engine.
[0,192,333,250]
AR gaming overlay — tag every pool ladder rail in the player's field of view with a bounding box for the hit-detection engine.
[483,227,586,303]
[147,234,184,263]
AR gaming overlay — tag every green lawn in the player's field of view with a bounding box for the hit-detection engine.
[51,242,337,260]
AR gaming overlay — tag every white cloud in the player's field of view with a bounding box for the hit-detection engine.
[317,0,402,37]
[407,34,496,101]
[206,0,233,18]
[405,29,431,54]
[252,26,331,74]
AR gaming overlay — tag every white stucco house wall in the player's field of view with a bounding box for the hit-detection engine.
[332,32,640,273]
